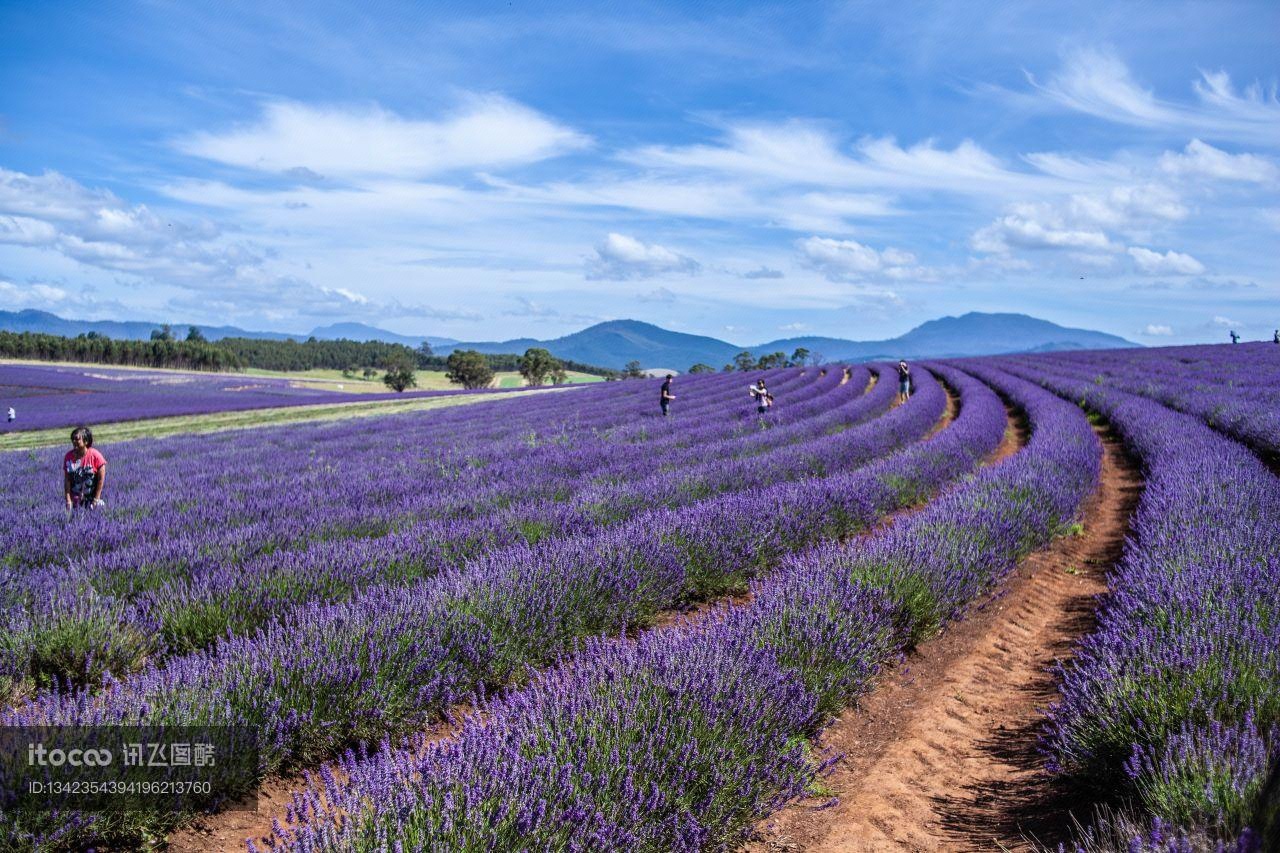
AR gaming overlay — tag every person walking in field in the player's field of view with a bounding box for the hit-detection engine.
[750,378,773,414]
[1273,329,1279,344]
[896,360,911,403]
[1230,330,1240,344]
[64,426,107,510]
[5,407,13,423]
[659,374,675,417]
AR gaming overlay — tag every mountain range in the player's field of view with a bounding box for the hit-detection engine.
[0,309,1137,371]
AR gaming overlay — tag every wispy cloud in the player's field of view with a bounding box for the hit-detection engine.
[1031,48,1280,145]
[1158,139,1279,183]
[175,96,591,179]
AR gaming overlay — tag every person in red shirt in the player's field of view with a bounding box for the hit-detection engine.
[64,426,107,509]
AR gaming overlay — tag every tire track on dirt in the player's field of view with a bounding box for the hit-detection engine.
[746,424,1140,852]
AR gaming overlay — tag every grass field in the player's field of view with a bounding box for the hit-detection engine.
[0,386,576,451]
[1,360,607,393]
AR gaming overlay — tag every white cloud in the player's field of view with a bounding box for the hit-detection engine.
[626,122,1060,198]
[1143,324,1174,336]
[1212,315,1241,328]
[0,215,59,245]
[971,182,1185,257]
[1032,48,1280,145]
[779,322,809,332]
[175,96,590,179]
[1128,246,1205,276]
[0,278,69,308]
[1158,139,1279,183]
[797,236,927,282]
[971,204,1113,253]
[586,233,700,280]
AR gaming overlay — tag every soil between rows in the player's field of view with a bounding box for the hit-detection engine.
[745,425,1140,852]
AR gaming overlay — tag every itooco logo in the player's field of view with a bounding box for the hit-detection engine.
[28,743,113,767]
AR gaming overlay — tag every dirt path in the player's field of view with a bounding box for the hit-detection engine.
[747,427,1140,852]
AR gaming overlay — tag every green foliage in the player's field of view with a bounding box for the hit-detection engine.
[382,353,418,392]
[185,325,207,342]
[445,349,496,389]
[623,359,644,379]
[687,363,715,374]
[518,347,562,386]
[216,336,418,372]
[0,330,242,371]
[732,350,756,371]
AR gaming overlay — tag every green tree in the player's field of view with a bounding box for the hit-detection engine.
[150,324,174,342]
[688,363,715,374]
[186,325,207,343]
[518,347,562,386]
[756,351,787,370]
[623,360,644,379]
[550,365,568,384]
[382,353,417,392]
[446,349,496,389]
[416,341,434,366]
[733,351,756,372]
[362,366,378,379]
[790,347,810,367]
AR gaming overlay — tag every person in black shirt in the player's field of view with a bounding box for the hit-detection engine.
[896,360,911,403]
[659,374,675,417]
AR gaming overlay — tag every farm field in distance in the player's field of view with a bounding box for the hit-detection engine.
[0,342,1275,852]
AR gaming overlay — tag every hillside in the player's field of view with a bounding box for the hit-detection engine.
[2,309,1139,371]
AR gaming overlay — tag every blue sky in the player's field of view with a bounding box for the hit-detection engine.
[1,0,1277,344]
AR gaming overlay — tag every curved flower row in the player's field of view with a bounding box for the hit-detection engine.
[2,366,986,849]
[1,369,877,692]
[1012,342,1280,463]
[1005,362,1280,850]
[261,365,1096,852]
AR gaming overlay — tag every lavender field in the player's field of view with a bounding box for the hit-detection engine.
[0,345,1276,852]
[0,363,462,433]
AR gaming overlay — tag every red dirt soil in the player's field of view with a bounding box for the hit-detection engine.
[745,426,1141,852]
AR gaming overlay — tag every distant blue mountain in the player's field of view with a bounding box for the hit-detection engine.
[0,310,458,348]
[308,322,458,348]
[2,309,1138,371]
[435,313,1137,369]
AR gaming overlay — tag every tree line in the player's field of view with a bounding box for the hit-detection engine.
[0,327,622,393]
[0,330,244,371]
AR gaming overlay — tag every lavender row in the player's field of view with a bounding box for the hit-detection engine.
[1,370,867,690]
[0,367,888,691]
[260,365,1096,852]
[6,366,929,706]
[1005,362,1280,848]
[1,367,980,848]
[1013,342,1280,463]
[0,361,478,432]
[0,366,822,577]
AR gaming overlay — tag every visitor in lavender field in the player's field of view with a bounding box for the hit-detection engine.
[659,374,675,417]
[1230,330,1240,343]
[64,426,107,510]
[1273,328,1278,344]
[750,378,773,414]
[897,360,911,403]
[5,406,13,423]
